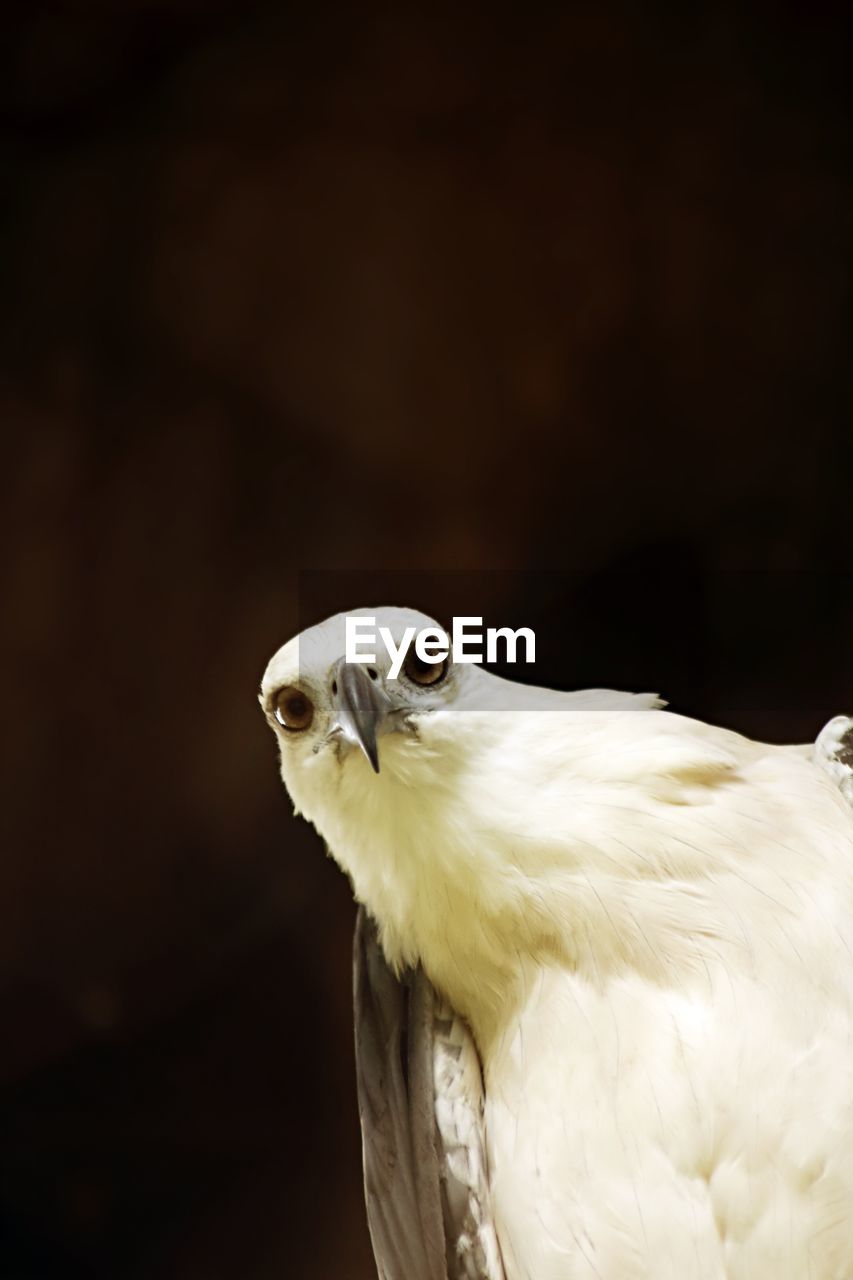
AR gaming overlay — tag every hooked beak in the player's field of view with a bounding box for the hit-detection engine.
[332,661,391,774]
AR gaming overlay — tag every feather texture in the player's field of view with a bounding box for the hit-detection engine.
[815,714,853,803]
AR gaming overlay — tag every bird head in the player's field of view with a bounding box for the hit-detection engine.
[261,604,662,837]
[259,605,484,824]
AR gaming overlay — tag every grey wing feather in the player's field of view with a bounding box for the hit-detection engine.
[353,907,447,1280]
[814,715,853,804]
[353,908,504,1280]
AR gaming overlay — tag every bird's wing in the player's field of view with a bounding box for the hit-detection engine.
[353,908,445,1280]
[353,908,504,1280]
[814,715,853,804]
[431,994,505,1280]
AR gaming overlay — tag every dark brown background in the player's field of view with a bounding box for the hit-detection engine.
[1,2,851,1277]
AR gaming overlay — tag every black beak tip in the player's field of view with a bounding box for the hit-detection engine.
[367,746,380,774]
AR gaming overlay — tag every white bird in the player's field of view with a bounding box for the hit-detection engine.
[260,606,853,1280]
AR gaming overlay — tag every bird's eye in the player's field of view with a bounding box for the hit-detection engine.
[273,686,314,731]
[403,649,449,687]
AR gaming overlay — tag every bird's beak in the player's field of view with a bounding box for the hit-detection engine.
[332,661,391,774]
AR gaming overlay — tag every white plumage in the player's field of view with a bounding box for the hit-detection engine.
[261,606,853,1280]
[432,993,505,1280]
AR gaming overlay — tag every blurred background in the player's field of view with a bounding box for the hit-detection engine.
[1,1,851,1276]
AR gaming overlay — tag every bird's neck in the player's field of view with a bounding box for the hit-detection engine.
[310,710,777,1048]
[320,782,729,1050]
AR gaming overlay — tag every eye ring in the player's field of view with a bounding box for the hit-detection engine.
[403,649,449,687]
[273,685,315,732]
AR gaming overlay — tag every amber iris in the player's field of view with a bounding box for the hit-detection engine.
[273,686,314,731]
[403,649,449,687]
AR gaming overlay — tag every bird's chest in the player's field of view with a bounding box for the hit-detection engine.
[480,965,853,1280]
